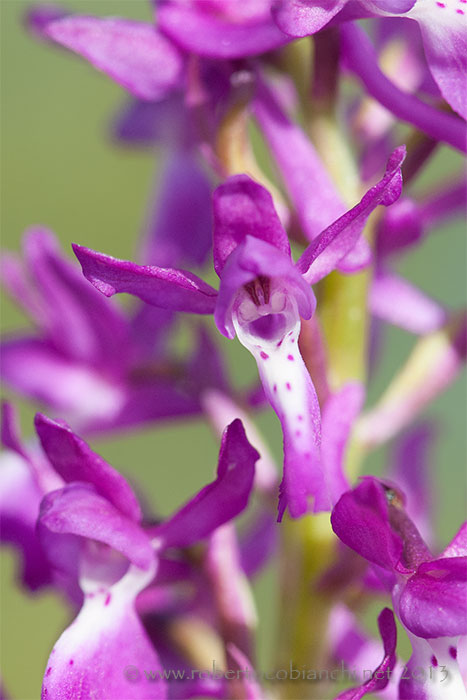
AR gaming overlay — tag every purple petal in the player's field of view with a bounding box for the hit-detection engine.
[238,508,278,577]
[321,383,365,505]
[141,150,213,268]
[375,177,467,256]
[158,2,289,58]
[112,93,191,147]
[376,197,424,257]
[388,423,435,547]
[0,449,51,590]
[213,175,291,276]
[227,644,264,699]
[39,483,154,569]
[297,146,405,284]
[337,236,372,273]
[370,271,446,334]
[41,565,166,700]
[205,524,256,658]
[25,3,70,37]
[253,77,368,276]
[0,337,125,427]
[407,1,467,118]
[1,401,28,460]
[187,327,232,399]
[73,244,218,314]
[0,253,48,325]
[113,98,170,146]
[18,228,130,370]
[442,522,467,558]
[335,607,397,700]
[34,414,141,522]
[215,235,314,338]
[202,388,278,494]
[329,604,402,683]
[149,419,258,549]
[83,379,202,436]
[45,16,184,101]
[420,177,467,230]
[331,477,403,572]
[272,0,347,37]
[399,556,467,638]
[340,23,467,152]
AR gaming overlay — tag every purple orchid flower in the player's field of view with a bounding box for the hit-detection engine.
[0,228,232,434]
[156,0,290,58]
[28,412,259,699]
[273,0,467,122]
[71,147,405,519]
[331,476,467,699]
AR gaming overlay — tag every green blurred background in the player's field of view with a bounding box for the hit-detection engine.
[1,1,466,698]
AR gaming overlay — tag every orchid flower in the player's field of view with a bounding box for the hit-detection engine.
[331,476,467,699]
[72,147,404,518]
[28,412,259,699]
[0,228,230,434]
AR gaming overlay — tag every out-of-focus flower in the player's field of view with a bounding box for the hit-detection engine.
[0,403,64,594]
[0,228,228,434]
[71,148,404,519]
[355,313,467,447]
[331,476,467,698]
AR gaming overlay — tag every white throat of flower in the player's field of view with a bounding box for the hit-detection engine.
[233,278,321,476]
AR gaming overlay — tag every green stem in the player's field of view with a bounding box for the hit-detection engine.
[277,513,336,699]
[276,34,374,696]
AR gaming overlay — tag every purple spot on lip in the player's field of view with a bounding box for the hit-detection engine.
[304,452,311,459]
[260,351,269,360]
[69,659,74,666]
[449,646,457,660]
[431,655,438,667]
[287,354,294,361]
[298,415,303,421]
[104,592,111,606]
[273,384,277,393]
[286,382,291,390]
[295,430,301,437]
[457,8,465,12]
[436,1,445,5]
[46,667,52,677]
[276,338,283,347]
[290,338,295,343]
